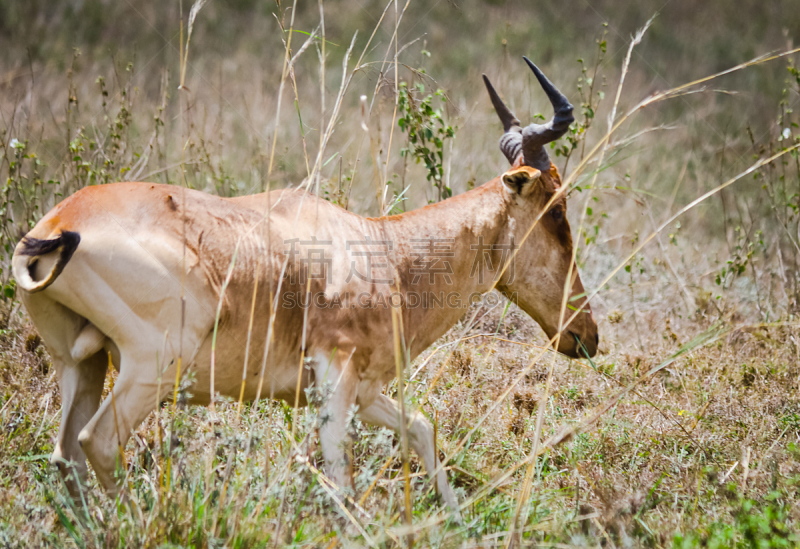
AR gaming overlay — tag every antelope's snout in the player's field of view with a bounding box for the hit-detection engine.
[556,308,598,359]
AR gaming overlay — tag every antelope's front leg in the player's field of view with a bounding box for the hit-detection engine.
[358,393,460,513]
[312,350,358,489]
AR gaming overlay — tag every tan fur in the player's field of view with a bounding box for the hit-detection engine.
[13,164,596,510]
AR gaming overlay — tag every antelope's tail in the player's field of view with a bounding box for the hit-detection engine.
[12,231,81,293]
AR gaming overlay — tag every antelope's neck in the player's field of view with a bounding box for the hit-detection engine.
[373,178,511,356]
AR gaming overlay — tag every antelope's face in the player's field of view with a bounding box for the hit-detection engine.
[497,165,598,358]
[484,57,598,358]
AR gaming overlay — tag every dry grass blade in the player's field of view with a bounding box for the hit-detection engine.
[304,32,358,192]
[263,0,300,194]
[209,241,240,413]
[236,261,261,421]
[391,293,414,544]
[181,0,208,88]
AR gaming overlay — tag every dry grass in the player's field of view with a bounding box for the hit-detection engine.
[1,1,800,547]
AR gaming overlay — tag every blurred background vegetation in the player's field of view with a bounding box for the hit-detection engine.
[3,0,798,80]
[0,0,797,216]
[0,0,797,189]
[1,0,799,310]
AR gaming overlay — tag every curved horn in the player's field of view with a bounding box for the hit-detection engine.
[520,57,574,171]
[483,74,523,165]
[482,74,521,132]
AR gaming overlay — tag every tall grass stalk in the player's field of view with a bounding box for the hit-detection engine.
[391,293,413,544]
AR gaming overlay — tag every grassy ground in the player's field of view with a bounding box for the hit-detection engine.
[1,1,800,547]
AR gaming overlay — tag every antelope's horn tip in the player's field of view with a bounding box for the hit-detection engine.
[523,56,548,83]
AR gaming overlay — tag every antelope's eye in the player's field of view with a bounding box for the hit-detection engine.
[550,208,563,222]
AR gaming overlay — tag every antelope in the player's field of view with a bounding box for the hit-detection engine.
[12,58,597,510]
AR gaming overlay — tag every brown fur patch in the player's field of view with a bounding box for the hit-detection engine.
[166,195,178,212]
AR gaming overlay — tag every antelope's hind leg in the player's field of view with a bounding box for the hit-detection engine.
[20,294,107,497]
[77,349,162,494]
[51,352,107,497]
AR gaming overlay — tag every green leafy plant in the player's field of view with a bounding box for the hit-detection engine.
[555,25,608,175]
[397,82,456,202]
[715,227,763,290]
[673,491,799,549]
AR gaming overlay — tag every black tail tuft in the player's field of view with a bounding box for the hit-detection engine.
[14,231,81,293]
[18,231,81,259]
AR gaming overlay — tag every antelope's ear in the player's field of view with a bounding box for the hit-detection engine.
[502,166,542,197]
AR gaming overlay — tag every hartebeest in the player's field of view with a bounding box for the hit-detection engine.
[12,58,597,510]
